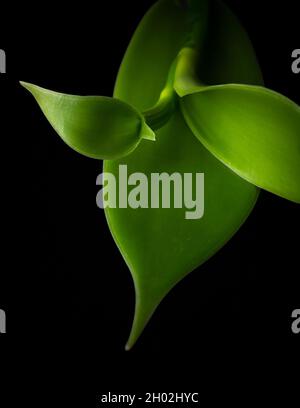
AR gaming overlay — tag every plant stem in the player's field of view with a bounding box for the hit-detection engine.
[174,0,209,95]
[174,47,204,97]
[143,59,177,131]
[142,0,209,130]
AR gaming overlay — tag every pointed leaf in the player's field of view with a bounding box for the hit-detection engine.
[105,0,262,349]
[105,111,258,350]
[21,82,155,160]
[181,84,300,203]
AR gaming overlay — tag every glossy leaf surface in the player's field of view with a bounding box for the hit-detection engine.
[104,0,262,349]
[181,84,300,203]
[21,82,155,160]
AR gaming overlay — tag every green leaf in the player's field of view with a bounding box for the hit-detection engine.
[195,0,263,86]
[105,0,262,349]
[180,84,300,203]
[106,112,258,351]
[20,82,155,160]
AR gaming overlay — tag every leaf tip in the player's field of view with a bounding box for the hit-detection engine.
[141,122,156,142]
[20,81,34,92]
[20,81,42,99]
[125,342,132,352]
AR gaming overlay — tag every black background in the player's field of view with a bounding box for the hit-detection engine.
[0,0,299,406]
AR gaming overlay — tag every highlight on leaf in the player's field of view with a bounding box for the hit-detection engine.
[20,0,300,351]
[106,0,263,350]
[180,84,300,203]
[20,82,155,160]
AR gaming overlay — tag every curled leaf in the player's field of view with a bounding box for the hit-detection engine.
[180,84,300,203]
[21,82,155,160]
